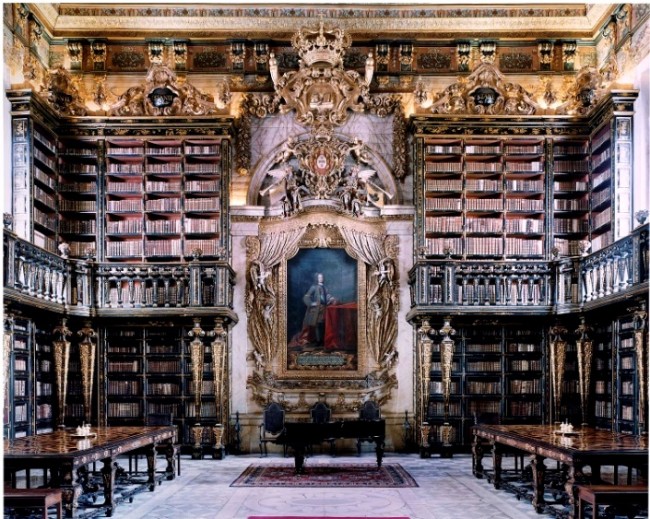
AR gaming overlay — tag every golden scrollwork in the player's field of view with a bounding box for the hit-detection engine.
[187,318,205,423]
[53,318,72,427]
[42,66,87,116]
[439,317,456,421]
[549,324,568,422]
[556,66,606,115]
[423,60,538,115]
[575,317,593,425]
[77,322,96,424]
[633,302,648,433]
[417,320,434,428]
[209,318,228,424]
[109,63,228,116]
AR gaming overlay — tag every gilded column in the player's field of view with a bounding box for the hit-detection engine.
[549,324,568,423]
[633,302,648,434]
[77,322,96,424]
[439,317,456,455]
[575,317,593,426]
[53,318,72,428]
[188,318,205,459]
[416,320,434,456]
[209,317,228,459]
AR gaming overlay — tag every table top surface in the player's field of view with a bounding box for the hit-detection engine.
[4,426,176,458]
[473,424,648,456]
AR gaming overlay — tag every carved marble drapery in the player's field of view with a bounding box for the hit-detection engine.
[549,324,568,423]
[53,318,72,427]
[246,213,400,408]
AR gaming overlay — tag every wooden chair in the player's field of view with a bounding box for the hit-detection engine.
[3,488,63,519]
[356,400,381,456]
[310,401,336,456]
[259,402,287,457]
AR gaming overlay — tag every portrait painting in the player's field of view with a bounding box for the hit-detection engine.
[285,247,360,373]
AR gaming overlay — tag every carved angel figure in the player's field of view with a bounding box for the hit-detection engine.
[262,165,306,216]
[374,257,395,288]
[249,260,272,294]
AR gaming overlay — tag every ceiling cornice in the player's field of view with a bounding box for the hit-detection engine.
[27,3,618,41]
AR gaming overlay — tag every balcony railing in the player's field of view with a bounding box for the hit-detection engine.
[4,231,235,314]
[408,224,648,314]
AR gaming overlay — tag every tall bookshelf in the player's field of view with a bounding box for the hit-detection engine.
[426,322,546,450]
[592,322,614,430]
[33,324,55,434]
[102,323,217,447]
[616,314,639,434]
[414,92,637,260]
[58,138,100,258]
[8,92,60,254]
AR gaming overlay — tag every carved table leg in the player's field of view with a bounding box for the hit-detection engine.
[564,464,578,519]
[58,461,81,518]
[163,442,176,480]
[145,444,156,491]
[101,458,116,517]
[472,433,484,478]
[375,438,385,468]
[531,454,547,513]
[492,441,503,489]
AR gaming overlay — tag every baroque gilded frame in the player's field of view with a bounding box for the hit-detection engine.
[277,232,368,380]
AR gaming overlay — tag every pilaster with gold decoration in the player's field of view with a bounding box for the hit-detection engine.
[76,322,96,424]
[575,316,593,426]
[53,318,72,427]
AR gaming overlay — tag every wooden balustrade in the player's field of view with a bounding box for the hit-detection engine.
[4,231,235,314]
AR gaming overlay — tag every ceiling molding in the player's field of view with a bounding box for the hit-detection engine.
[27,3,617,41]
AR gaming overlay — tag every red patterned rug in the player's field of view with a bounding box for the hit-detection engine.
[232,463,418,488]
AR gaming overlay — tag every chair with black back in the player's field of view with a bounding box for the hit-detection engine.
[309,401,336,456]
[356,400,381,456]
[259,402,287,457]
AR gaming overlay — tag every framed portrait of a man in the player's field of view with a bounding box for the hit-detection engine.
[281,247,366,377]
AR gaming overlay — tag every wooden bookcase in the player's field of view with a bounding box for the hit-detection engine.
[615,313,639,434]
[426,322,546,449]
[414,91,637,260]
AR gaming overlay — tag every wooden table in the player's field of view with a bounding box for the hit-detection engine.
[4,426,177,518]
[276,419,385,474]
[472,424,648,518]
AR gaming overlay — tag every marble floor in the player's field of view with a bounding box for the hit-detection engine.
[109,452,561,519]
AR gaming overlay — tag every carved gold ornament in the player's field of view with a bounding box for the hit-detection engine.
[269,22,373,139]
[109,63,229,116]
[439,317,456,422]
[41,66,88,116]
[53,319,72,427]
[549,324,568,422]
[188,318,205,423]
[575,317,593,426]
[420,61,538,116]
[417,320,434,428]
[633,303,648,433]
[556,66,606,115]
[77,322,96,424]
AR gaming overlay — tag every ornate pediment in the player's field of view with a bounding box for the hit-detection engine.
[417,61,539,116]
[555,66,606,115]
[109,64,230,116]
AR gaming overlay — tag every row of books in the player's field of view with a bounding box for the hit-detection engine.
[33,149,56,170]
[509,359,542,371]
[60,220,97,233]
[594,401,612,418]
[592,169,612,189]
[108,380,142,395]
[466,380,501,394]
[34,130,57,154]
[592,207,612,230]
[554,218,589,233]
[508,379,541,393]
[36,382,52,396]
[34,208,57,229]
[34,166,57,189]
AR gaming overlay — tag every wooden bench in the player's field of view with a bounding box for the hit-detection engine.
[576,484,648,519]
[3,488,63,519]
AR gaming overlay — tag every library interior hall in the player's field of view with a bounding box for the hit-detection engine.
[2,3,649,519]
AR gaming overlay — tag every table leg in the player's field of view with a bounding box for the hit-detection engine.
[375,438,384,468]
[145,444,156,490]
[163,442,177,481]
[58,461,81,518]
[531,454,547,514]
[492,441,503,489]
[564,464,577,519]
[472,434,485,478]
[293,444,306,475]
[101,458,116,518]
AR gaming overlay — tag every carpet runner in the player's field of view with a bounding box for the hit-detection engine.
[232,463,418,488]
[248,517,411,519]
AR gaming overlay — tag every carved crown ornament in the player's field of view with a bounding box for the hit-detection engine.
[248,22,402,219]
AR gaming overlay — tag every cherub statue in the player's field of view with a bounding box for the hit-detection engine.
[261,164,306,216]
